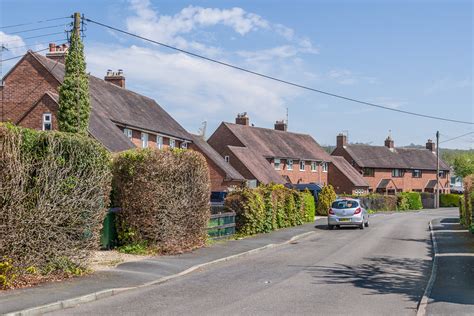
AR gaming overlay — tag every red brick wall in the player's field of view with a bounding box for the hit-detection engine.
[270,158,328,185]
[17,95,58,130]
[207,123,245,155]
[1,54,59,125]
[328,162,368,195]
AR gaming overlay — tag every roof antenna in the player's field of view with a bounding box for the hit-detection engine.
[286,107,289,129]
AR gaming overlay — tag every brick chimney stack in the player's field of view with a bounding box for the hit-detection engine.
[274,120,287,131]
[426,139,436,152]
[337,133,347,148]
[384,136,394,150]
[235,112,249,126]
[46,43,68,64]
[104,69,126,88]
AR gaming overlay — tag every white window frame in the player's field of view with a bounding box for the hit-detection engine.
[181,142,188,149]
[169,139,176,149]
[141,132,148,148]
[157,136,163,149]
[123,128,132,139]
[392,168,404,177]
[274,158,281,170]
[287,159,293,171]
[412,169,422,178]
[299,160,305,171]
[42,113,52,131]
[224,155,230,163]
[311,161,318,172]
[322,162,328,173]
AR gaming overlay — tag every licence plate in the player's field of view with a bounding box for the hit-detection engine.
[339,218,350,222]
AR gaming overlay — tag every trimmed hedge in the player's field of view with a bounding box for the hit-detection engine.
[225,184,311,236]
[316,185,337,215]
[440,193,462,207]
[460,176,473,228]
[397,192,423,210]
[358,194,398,212]
[0,124,111,287]
[112,148,211,254]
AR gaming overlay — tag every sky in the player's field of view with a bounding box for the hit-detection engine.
[1,0,472,149]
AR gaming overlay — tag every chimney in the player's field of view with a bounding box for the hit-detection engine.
[235,112,249,126]
[384,136,394,149]
[274,120,287,131]
[426,139,436,152]
[104,69,126,88]
[46,42,68,64]
[337,133,347,148]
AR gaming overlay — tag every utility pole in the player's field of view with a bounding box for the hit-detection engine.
[436,131,440,208]
[73,12,81,130]
[73,12,81,38]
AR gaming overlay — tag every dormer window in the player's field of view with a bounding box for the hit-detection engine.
[42,113,52,131]
[123,128,132,139]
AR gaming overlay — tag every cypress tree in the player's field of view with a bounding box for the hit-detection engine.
[58,30,90,134]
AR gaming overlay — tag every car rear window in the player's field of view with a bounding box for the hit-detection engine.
[332,200,359,209]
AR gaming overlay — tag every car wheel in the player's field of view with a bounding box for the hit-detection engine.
[328,224,334,230]
[359,223,364,229]
[364,220,369,227]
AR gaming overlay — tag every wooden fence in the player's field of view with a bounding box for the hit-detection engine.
[208,202,236,238]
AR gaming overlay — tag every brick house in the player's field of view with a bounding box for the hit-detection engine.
[0,45,241,192]
[207,113,332,187]
[329,156,369,195]
[331,134,451,194]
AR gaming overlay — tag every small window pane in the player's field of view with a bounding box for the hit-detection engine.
[288,159,293,170]
[300,160,305,171]
[274,158,281,170]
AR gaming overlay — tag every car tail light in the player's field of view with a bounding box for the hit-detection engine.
[329,208,335,215]
[354,207,362,215]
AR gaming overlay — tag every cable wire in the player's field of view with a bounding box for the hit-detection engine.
[440,131,474,144]
[0,16,71,30]
[3,38,67,50]
[84,17,474,126]
[1,31,66,44]
[8,24,67,35]
[0,47,50,62]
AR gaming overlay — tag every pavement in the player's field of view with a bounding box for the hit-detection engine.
[0,219,324,315]
[44,208,465,315]
[425,216,474,315]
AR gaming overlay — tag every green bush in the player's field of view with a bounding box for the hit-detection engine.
[0,124,111,287]
[316,185,337,215]
[397,192,423,210]
[113,148,211,254]
[225,184,307,236]
[440,193,462,207]
[357,194,398,212]
[302,190,316,222]
[397,193,410,211]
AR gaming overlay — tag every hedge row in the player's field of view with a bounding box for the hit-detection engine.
[460,176,473,229]
[397,192,423,210]
[225,184,314,236]
[440,193,462,207]
[0,124,111,288]
[112,148,211,254]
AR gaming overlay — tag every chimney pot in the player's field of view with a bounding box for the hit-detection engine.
[235,112,249,126]
[46,42,68,64]
[337,133,347,148]
[426,139,436,152]
[384,136,394,149]
[104,69,126,88]
[274,120,287,131]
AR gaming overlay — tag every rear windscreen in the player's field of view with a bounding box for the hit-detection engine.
[331,200,359,209]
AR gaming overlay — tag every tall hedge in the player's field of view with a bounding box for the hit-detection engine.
[112,148,210,254]
[0,124,111,286]
[316,185,337,215]
[397,192,422,210]
[302,190,316,222]
[440,193,462,207]
[225,184,311,236]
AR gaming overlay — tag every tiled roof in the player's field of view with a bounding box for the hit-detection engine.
[189,134,245,181]
[31,52,191,152]
[223,122,331,161]
[342,144,450,171]
[330,156,369,187]
[227,146,286,184]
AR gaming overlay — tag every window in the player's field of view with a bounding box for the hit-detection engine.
[354,189,365,195]
[181,142,188,149]
[332,200,359,209]
[287,159,293,170]
[42,113,52,131]
[123,128,132,139]
[439,170,447,178]
[157,136,163,149]
[412,169,422,178]
[169,139,176,148]
[274,158,281,170]
[363,168,374,177]
[322,162,328,172]
[299,160,305,171]
[141,132,148,148]
[311,161,318,172]
[224,156,230,163]
[392,169,405,177]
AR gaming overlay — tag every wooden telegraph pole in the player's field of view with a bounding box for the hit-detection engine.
[436,131,440,208]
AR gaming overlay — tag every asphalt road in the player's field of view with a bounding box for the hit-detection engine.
[50,208,459,316]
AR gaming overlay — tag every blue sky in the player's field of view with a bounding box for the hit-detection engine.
[1,0,472,149]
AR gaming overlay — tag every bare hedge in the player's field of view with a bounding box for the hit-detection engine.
[0,124,111,281]
[112,148,211,254]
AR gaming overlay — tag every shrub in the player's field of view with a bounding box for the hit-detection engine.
[440,193,462,207]
[302,190,316,222]
[397,192,423,210]
[225,184,307,236]
[460,176,474,228]
[316,185,337,215]
[357,194,398,212]
[0,124,111,286]
[113,148,210,254]
[397,193,410,211]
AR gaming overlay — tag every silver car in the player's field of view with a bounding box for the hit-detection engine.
[327,198,369,230]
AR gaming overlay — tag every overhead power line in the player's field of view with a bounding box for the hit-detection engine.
[440,131,474,144]
[0,46,51,62]
[0,16,71,30]
[84,17,474,126]
[8,24,67,35]
[3,38,67,50]
[0,31,66,44]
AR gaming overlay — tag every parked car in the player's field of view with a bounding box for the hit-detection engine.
[328,198,369,230]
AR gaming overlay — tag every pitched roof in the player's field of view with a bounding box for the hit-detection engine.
[377,179,397,189]
[425,179,438,189]
[330,156,369,187]
[189,134,245,181]
[30,52,191,152]
[223,122,331,161]
[341,144,450,171]
[227,146,286,184]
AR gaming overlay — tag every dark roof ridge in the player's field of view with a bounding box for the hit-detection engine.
[223,121,312,137]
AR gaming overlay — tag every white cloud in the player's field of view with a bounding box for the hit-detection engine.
[0,32,26,55]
